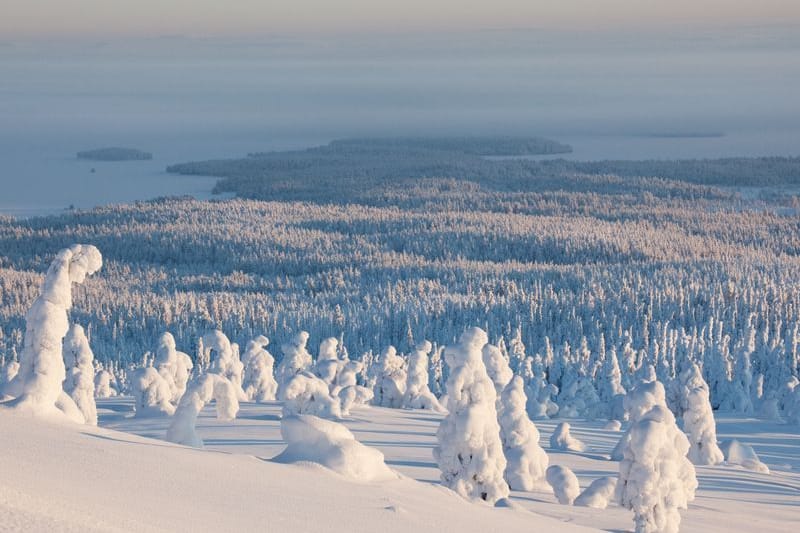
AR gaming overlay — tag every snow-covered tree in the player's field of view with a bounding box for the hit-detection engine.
[676,362,724,465]
[241,335,278,402]
[166,373,240,448]
[2,244,102,423]
[373,345,406,408]
[94,369,117,398]
[313,337,341,389]
[276,331,313,389]
[498,376,548,491]
[434,327,508,504]
[335,360,373,415]
[202,330,246,400]
[279,372,342,419]
[525,374,559,419]
[154,332,193,403]
[616,402,697,533]
[402,340,444,411]
[575,476,617,509]
[62,324,97,425]
[131,366,175,417]
[482,342,513,400]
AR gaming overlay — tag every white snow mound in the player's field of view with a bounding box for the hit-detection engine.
[720,439,770,474]
[273,414,398,482]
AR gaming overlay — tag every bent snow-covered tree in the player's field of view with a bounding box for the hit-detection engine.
[434,327,509,504]
[2,244,102,422]
[62,324,98,425]
[166,373,240,448]
[499,376,549,491]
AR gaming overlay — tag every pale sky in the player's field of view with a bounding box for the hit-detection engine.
[3,0,800,38]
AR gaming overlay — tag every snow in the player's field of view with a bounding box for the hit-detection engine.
[678,363,725,465]
[499,375,549,491]
[279,371,343,419]
[241,335,278,402]
[546,465,580,505]
[273,414,398,482]
[719,439,769,474]
[550,421,586,452]
[61,324,97,425]
[574,476,617,509]
[131,367,175,417]
[0,408,597,533]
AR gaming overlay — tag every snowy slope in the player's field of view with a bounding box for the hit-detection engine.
[0,409,596,533]
[98,400,800,533]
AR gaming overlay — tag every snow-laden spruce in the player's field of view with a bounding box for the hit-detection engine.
[616,381,698,533]
[373,345,407,408]
[498,376,549,491]
[402,340,444,412]
[676,362,724,465]
[482,342,513,401]
[550,421,586,452]
[313,337,341,390]
[525,373,559,419]
[276,331,313,390]
[154,332,193,403]
[94,370,117,398]
[611,378,666,461]
[131,366,175,417]
[279,371,342,419]
[1,244,102,423]
[335,360,374,415]
[241,335,278,402]
[62,324,98,425]
[546,465,580,505]
[273,414,397,482]
[574,476,617,509]
[203,330,246,400]
[165,373,240,448]
[434,327,509,504]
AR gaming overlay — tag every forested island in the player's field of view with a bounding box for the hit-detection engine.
[77,147,153,161]
[166,136,800,202]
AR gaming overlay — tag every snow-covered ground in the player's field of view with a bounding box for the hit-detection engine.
[59,399,799,533]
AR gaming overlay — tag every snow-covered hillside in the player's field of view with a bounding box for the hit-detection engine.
[65,399,799,533]
[0,408,596,533]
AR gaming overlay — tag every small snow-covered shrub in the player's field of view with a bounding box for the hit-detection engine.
[677,363,724,465]
[403,340,444,412]
[279,372,342,419]
[94,369,117,398]
[373,346,406,408]
[719,439,769,474]
[550,422,586,452]
[575,476,617,508]
[434,327,509,504]
[499,376,548,491]
[166,373,240,448]
[616,403,697,533]
[273,414,397,482]
[242,336,278,402]
[62,324,98,425]
[546,465,580,505]
[3,244,102,423]
[131,366,175,417]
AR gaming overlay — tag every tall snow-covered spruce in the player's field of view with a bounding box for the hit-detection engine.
[616,381,698,533]
[2,244,102,422]
[434,327,509,504]
[498,375,549,491]
[62,324,98,425]
[677,362,724,465]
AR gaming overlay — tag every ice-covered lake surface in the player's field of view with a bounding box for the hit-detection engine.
[97,398,800,533]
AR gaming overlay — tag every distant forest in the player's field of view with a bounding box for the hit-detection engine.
[166,137,800,202]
